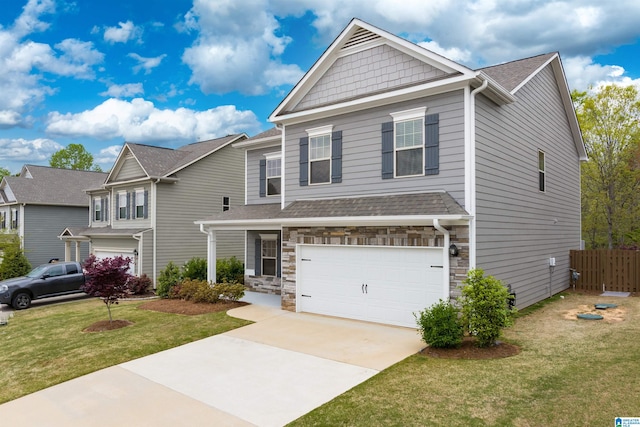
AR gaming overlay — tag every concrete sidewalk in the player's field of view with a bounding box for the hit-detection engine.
[0,304,423,426]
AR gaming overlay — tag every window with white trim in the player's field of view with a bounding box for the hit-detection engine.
[261,234,277,276]
[118,192,127,219]
[266,156,281,196]
[392,108,426,177]
[0,212,5,229]
[93,198,101,221]
[307,125,332,185]
[135,189,145,218]
[10,208,18,229]
[538,150,546,192]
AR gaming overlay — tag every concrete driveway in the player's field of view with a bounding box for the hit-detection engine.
[0,303,423,426]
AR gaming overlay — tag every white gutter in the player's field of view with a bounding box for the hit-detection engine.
[433,219,451,301]
[276,123,286,210]
[466,78,489,269]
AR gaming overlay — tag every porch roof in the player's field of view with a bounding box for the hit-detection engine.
[59,226,151,239]
[196,192,470,229]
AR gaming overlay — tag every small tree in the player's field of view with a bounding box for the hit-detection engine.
[0,235,31,280]
[156,261,181,297]
[459,269,516,347]
[82,255,132,322]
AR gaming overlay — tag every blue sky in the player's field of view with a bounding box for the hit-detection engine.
[1,0,639,173]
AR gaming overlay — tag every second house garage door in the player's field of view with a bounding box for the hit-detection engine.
[297,244,446,328]
[93,250,136,274]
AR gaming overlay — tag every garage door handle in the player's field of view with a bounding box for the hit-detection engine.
[431,265,443,268]
[301,294,311,298]
[301,258,311,261]
[365,284,368,294]
[361,284,364,293]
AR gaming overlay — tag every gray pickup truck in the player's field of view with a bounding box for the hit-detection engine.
[0,261,86,309]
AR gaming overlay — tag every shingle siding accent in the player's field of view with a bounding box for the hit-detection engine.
[474,64,581,308]
[294,44,448,111]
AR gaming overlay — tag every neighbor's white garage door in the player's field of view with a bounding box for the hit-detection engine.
[93,250,135,274]
[297,245,445,328]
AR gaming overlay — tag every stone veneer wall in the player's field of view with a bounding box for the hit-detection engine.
[244,275,282,295]
[280,225,469,311]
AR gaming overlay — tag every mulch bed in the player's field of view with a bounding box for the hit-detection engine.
[420,336,520,359]
[137,298,248,315]
[84,319,134,332]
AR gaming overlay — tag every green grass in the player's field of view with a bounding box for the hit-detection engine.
[0,298,251,404]
[289,294,640,426]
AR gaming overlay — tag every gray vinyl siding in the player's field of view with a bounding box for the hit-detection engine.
[155,144,244,280]
[284,91,466,206]
[23,205,91,266]
[247,146,281,205]
[295,44,448,112]
[474,65,581,308]
[115,155,146,181]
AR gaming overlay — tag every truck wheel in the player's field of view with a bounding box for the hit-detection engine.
[12,292,31,310]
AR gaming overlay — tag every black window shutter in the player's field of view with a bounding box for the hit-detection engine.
[259,159,266,197]
[115,194,119,220]
[381,121,394,179]
[254,238,261,276]
[143,190,149,218]
[331,130,342,183]
[299,137,309,186]
[276,236,281,278]
[425,114,440,175]
[126,192,131,219]
[105,197,109,222]
[100,198,105,221]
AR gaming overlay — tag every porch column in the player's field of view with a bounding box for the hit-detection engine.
[74,241,80,262]
[64,241,71,262]
[207,230,217,283]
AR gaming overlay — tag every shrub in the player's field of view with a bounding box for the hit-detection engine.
[216,256,244,284]
[459,268,516,347]
[214,281,245,301]
[156,261,181,298]
[415,299,463,348]
[177,279,219,303]
[126,274,152,295]
[0,235,31,280]
[182,257,207,281]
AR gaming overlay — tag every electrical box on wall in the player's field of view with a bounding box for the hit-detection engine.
[549,257,556,267]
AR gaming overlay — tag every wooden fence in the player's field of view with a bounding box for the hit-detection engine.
[570,250,640,293]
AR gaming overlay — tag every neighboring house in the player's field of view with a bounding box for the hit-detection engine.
[0,165,108,267]
[196,19,586,328]
[60,134,247,284]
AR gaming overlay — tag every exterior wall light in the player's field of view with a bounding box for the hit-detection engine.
[449,243,459,257]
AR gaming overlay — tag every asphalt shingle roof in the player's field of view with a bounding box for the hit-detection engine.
[478,52,556,92]
[2,166,108,206]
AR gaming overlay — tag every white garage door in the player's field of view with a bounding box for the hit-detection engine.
[94,250,135,275]
[297,245,446,328]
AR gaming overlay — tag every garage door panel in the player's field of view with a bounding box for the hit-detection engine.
[298,245,444,328]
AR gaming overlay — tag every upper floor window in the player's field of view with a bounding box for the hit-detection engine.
[222,196,230,211]
[267,156,281,196]
[135,189,145,218]
[382,108,439,179]
[10,208,18,229]
[118,192,128,219]
[538,150,546,192]
[93,198,101,221]
[299,126,342,186]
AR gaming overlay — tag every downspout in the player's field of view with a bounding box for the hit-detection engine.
[152,179,160,286]
[467,78,489,269]
[276,123,285,210]
[433,219,450,301]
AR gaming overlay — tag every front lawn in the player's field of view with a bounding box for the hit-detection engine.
[290,293,640,426]
[0,298,250,404]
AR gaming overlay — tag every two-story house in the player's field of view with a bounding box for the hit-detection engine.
[196,19,586,328]
[0,165,108,266]
[60,134,247,284]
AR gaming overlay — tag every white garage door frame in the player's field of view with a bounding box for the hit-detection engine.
[296,244,449,327]
[93,249,136,275]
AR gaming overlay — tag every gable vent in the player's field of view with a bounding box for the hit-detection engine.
[342,27,381,50]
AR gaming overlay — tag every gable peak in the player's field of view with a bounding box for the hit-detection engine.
[342,26,381,51]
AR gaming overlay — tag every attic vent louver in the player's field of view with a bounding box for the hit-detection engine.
[342,27,381,50]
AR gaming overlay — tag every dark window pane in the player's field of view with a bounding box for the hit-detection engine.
[310,159,330,184]
[396,148,422,176]
[136,205,144,218]
[539,171,545,192]
[267,177,281,195]
[263,259,276,276]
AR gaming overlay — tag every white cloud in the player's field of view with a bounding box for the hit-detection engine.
[94,144,122,167]
[563,56,640,92]
[45,98,261,143]
[100,83,144,98]
[0,137,63,162]
[128,53,167,74]
[103,20,142,44]
[180,0,303,95]
[417,41,471,63]
[11,0,55,38]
